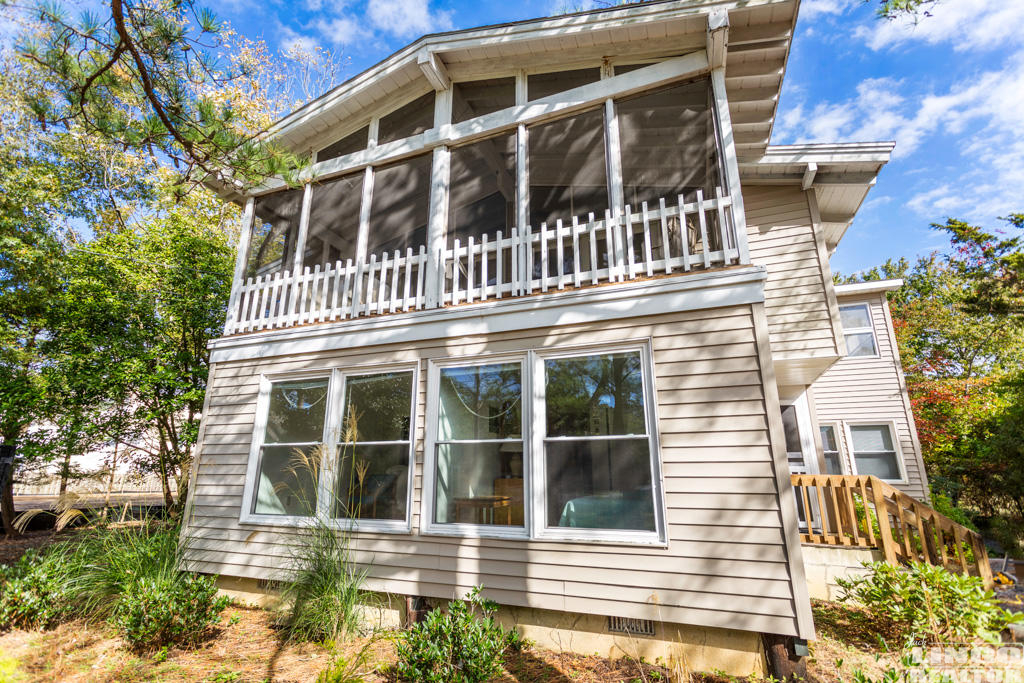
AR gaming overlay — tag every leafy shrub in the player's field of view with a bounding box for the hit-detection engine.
[837,561,1022,645]
[0,549,68,630]
[930,493,978,533]
[395,586,523,683]
[277,518,369,643]
[112,572,230,649]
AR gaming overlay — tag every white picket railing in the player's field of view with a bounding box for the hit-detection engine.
[227,188,741,335]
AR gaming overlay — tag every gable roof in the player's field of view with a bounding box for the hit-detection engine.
[267,0,798,161]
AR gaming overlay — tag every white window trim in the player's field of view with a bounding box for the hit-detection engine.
[419,340,667,546]
[839,302,879,359]
[843,420,907,485]
[780,391,818,475]
[239,363,419,533]
[818,421,846,475]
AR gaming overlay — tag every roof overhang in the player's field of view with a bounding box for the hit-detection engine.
[834,278,903,297]
[739,142,894,251]
[264,0,797,160]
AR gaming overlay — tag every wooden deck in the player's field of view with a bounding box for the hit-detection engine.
[791,474,993,588]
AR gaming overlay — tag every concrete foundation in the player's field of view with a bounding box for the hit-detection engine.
[214,576,767,677]
[801,545,883,600]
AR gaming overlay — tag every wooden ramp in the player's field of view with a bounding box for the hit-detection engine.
[790,474,993,589]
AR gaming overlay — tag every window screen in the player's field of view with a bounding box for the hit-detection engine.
[247,189,302,278]
[528,108,608,228]
[304,172,363,268]
[378,92,435,145]
[318,125,369,163]
[366,153,432,257]
[447,132,516,247]
[617,79,722,210]
[527,68,601,101]
[452,77,516,124]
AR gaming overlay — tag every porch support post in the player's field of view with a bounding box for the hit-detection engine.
[224,196,254,335]
[426,87,453,309]
[710,65,752,264]
[291,179,313,275]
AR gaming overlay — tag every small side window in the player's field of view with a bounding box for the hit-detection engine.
[819,424,843,475]
[839,303,878,357]
[849,424,903,481]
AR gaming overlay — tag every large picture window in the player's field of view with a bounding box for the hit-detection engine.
[425,345,664,543]
[840,304,878,357]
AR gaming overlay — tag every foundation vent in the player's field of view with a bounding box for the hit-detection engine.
[607,616,656,637]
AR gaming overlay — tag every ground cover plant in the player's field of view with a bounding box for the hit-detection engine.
[0,522,230,650]
[836,561,1022,645]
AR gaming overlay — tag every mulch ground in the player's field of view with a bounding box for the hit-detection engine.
[0,530,70,565]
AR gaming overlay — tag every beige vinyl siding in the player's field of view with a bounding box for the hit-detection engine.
[744,186,840,361]
[810,293,929,500]
[182,304,806,637]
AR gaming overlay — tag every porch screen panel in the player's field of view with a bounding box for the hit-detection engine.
[252,379,328,517]
[543,352,655,531]
[377,92,435,145]
[434,363,524,527]
[318,125,369,163]
[616,78,722,209]
[527,68,601,101]
[527,108,609,228]
[447,132,516,247]
[246,188,302,278]
[366,153,432,257]
[305,171,363,268]
[452,77,515,124]
[333,371,413,521]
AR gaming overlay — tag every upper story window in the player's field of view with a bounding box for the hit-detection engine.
[246,188,302,278]
[318,125,369,163]
[527,68,601,101]
[378,92,435,145]
[452,77,516,124]
[839,303,878,357]
[528,107,608,229]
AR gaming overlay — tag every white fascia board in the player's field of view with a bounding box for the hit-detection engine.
[755,142,895,165]
[834,279,904,297]
[209,266,767,363]
[264,0,792,145]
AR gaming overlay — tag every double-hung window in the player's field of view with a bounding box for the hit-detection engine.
[242,366,416,530]
[424,344,665,544]
[249,377,330,519]
[819,423,844,475]
[839,304,878,357]
[848,423,904,482]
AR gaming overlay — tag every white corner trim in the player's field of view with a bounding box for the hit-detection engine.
[209,266,767,363]
[834,279,904,297]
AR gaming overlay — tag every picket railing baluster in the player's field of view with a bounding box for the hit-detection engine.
[495,231,503,299]
[677,194,691,272]
[588,212,598,285]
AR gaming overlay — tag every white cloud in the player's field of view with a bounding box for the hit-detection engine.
[777,49,1024,221]
[800,0,856,20]
[854,0,1024,51]
[314,15,370,46]
[366,0,453,39]
[278,24,321,53]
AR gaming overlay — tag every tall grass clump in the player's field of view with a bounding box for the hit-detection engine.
[276,408,371,643]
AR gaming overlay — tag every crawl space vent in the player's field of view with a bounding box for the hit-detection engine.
[607,616,656,636]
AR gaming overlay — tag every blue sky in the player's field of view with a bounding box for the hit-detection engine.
[214,0,1023,276]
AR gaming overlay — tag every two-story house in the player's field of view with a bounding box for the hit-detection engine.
[180,0,983,675]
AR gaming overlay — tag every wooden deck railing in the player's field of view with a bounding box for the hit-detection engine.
[225,189,743,335]
[791,474,993,588]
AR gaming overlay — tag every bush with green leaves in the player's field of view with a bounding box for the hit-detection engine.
[112,572,231,649]
[0,548,69,630]
[837,561,1022,645]
[395,586,523,683]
